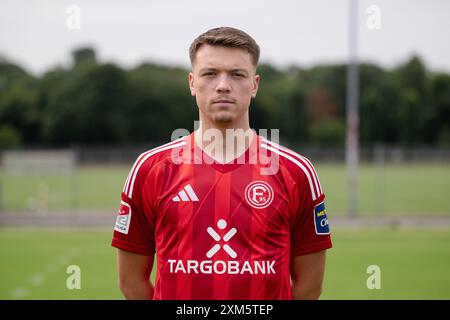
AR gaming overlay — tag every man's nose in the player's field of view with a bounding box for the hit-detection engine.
[215,74,232,93]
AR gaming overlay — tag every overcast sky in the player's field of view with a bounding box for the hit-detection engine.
[1,0,449,75]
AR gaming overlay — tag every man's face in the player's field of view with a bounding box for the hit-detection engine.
[189,45,260,127]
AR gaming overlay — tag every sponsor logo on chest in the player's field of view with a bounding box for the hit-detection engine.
[167,219,276,275]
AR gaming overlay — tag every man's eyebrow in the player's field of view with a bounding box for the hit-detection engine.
[230,69,249,74]
[199,67,249,74]
[199,67,218,73]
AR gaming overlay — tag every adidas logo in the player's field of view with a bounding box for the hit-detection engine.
[172,184,199,202]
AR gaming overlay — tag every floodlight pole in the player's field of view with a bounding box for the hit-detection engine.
[346,0,359,218]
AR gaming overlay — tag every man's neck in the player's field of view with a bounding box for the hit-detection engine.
[194,122,254,164]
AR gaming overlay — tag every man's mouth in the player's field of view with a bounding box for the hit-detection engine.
[213,99,235,104]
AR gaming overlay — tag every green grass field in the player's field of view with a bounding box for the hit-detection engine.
[1,162,449,299]
[1,228,449,299]
[1,163,450,215]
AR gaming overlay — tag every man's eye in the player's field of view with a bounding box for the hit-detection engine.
[203,72,215,76]
[233,73,245,78]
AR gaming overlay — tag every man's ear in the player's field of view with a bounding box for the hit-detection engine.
[188,72,196,96]
[251,74,260,98]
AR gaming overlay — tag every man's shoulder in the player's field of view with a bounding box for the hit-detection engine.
[134,137,188,172]
[259,137,323,199]
[259,137,315,174]
[123,137,188,199]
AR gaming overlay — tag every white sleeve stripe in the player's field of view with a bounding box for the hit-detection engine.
[122,168,133,193]
[262,138,322,195]
[299,155,323,194]
[124,137,185,195]
[262,138,323,197]
[128,141,187,198]
[261,144,317,201]
[123,155,144,193]
[295,152,322,195]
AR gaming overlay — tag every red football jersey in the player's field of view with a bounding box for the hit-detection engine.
[112,132,332,300]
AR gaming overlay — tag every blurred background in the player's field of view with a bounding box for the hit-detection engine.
[0,0,449,299]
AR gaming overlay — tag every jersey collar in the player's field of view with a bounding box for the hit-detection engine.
[187,130,260,173]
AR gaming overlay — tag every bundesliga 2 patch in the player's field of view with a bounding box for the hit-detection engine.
[114,200,132,234]
[314,201,330,235]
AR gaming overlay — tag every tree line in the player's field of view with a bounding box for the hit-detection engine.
[0,47,449,148]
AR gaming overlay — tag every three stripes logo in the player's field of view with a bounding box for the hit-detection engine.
[172,184,199,202]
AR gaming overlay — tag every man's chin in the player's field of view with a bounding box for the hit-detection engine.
[213,113,235,124]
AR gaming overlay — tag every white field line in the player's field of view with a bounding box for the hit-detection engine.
[9,247,80,299]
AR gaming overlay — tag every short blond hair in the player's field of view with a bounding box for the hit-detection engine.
[189,27,260,67]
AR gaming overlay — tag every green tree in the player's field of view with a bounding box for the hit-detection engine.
[0,124,22,148]
[309,119,345,147]
[428,73,450,146]
[392,56,428,145]
[0,62,39,144]
[42,62,131,144]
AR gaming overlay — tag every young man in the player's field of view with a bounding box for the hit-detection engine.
[112,27,332,300]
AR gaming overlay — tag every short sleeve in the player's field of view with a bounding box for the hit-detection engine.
[290,161,333,257]
[111,156,157,256]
